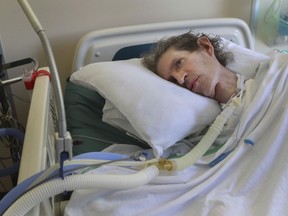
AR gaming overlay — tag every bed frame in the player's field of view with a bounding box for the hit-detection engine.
[17,18,253,216]
[17,71,57,216]
[72,18,253,71]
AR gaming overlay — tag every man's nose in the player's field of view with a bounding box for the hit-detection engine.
[172,70,187,85]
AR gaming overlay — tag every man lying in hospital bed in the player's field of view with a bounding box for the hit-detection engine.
[64,31,288,216]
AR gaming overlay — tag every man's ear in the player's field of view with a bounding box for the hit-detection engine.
[197,36,214,56]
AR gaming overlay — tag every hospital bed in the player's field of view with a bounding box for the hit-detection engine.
[2,14,288,216]
[66,18,253,156]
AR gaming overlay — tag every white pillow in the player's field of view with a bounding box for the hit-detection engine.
[102,99,142,138]
[101,39,270,143]
[222,38,270,79]
[70,58,221,157]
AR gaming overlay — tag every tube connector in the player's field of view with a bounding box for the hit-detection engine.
[149,158,174,171]
[231,96,241,107]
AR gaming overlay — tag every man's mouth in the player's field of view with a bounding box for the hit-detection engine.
[188,76,199,92]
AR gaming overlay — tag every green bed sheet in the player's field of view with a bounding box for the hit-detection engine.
[64,80,149,156]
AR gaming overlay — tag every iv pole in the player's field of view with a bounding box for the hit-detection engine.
[17,0,72,162]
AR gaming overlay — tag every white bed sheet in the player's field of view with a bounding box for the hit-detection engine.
[65,53,288,216]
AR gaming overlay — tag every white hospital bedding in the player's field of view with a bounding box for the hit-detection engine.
[65,53,288,216]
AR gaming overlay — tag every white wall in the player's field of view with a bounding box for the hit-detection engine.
[0,0,252,127]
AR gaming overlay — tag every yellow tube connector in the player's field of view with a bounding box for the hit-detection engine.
[147,96,238,172]
[149,158,174,171]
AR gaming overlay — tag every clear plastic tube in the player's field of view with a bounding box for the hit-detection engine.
[0,152,159,215]
[168,100,237,171]
[3,166,159,216]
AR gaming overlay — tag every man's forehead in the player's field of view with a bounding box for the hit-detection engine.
[157,50,175,77]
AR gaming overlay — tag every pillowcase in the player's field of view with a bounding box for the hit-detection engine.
[70,58,221,157]
[102,99,142,138]
[221,38,270,79]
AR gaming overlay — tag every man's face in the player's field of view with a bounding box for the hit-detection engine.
[157,47,221,100]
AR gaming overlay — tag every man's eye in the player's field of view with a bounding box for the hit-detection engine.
[175,59,183,69]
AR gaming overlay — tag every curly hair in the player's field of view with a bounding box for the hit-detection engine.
[142,32,234,74]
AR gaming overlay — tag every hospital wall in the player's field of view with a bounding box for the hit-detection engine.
[0,0,252,127]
